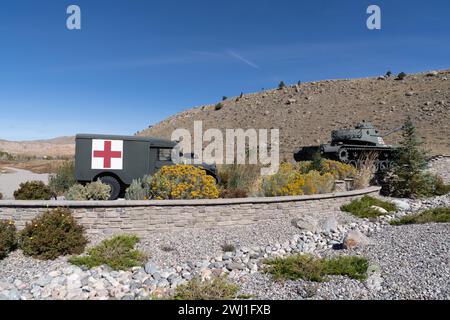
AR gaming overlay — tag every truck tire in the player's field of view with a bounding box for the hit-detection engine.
[99,176,121,200]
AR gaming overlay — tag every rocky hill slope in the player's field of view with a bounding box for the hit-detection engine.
[139,69,450,160]
[0,137,75,158]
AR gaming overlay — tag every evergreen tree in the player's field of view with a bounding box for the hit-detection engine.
[388,117,432,198]
[278,81,286,90]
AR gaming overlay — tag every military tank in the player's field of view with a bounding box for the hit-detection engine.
[294,121,402,171]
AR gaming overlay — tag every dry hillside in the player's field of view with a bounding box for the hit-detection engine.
[139,69,450,159]
[0,136,75,158]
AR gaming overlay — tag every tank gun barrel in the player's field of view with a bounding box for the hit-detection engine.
[382,125,403,138]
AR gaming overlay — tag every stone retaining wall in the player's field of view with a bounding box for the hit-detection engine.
[428,155,450,184]
[0,187,381,238]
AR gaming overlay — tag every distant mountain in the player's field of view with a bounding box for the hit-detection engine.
[139,69,450,159]
[0,136,75,158]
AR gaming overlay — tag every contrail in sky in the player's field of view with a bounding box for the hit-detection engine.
[227,50,260,69]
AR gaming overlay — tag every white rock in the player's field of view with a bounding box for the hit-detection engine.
[66,273,82,290]
[390,199,411,211]
[370,205,388,214]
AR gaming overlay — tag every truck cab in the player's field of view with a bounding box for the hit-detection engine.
[75,134,218,200]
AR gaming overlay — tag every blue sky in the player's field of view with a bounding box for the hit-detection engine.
[0,0,449,140]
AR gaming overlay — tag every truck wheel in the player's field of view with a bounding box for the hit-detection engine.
[99,176,121,200]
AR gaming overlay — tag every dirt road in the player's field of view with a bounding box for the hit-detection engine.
[0,167,49,200]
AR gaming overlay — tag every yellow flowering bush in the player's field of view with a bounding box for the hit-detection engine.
[260,163,305,197]
[296,160,356,180]
[0,220,17,260]
[301,171,335,195]
[148,165,220,200]
[320,160,356,180]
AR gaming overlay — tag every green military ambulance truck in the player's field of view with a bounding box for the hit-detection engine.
[75,134,218,200]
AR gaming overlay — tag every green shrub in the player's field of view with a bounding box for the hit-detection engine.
[64,184,88,201]
[125,177,149,200]
[0,151,14,161]
[19,208,87,260]
[278,81,286,90]
[48,161,76,195]
[386,70,392,77]
[221,243,236,252]
[149,165,219,200]
[396,72,407,80]
[310,152,324,172]
[69,235,145,271]
[174,276,240,300]
[85,181,111,200]
[432,176,450,196]
[214,103,224,111]
[0,220,17,260]
[341,196,397,218]
[390,207,450,225]
[14,181,52,200]
[64,181,111,201]
[264,254,369,282]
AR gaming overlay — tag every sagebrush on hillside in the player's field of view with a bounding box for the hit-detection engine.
[139,69,450,158]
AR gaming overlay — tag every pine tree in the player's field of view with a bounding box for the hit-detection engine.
[278,81,286,90]
[389,117,431,197]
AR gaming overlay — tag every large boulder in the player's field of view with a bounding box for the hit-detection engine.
[291,217,319,233]
[320,216,339,233]
[343,230,372,249]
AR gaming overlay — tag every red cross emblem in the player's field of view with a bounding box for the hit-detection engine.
[92,139,123,170]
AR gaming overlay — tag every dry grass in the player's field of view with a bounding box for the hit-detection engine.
[11,160,70,174]
[353,153,377,190]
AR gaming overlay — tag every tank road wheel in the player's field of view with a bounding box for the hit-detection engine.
[378,160,389,172]
[349,160,358,168]
[338,149,349,163]
[99,176,121,200]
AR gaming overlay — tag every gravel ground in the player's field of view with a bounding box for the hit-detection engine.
[137,217,302,268]
[238,223,450,300]
[1,193,448,300]
[135,209,363,269]
[0,250,67,285]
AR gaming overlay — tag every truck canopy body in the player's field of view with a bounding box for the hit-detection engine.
[75,134,176,186]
